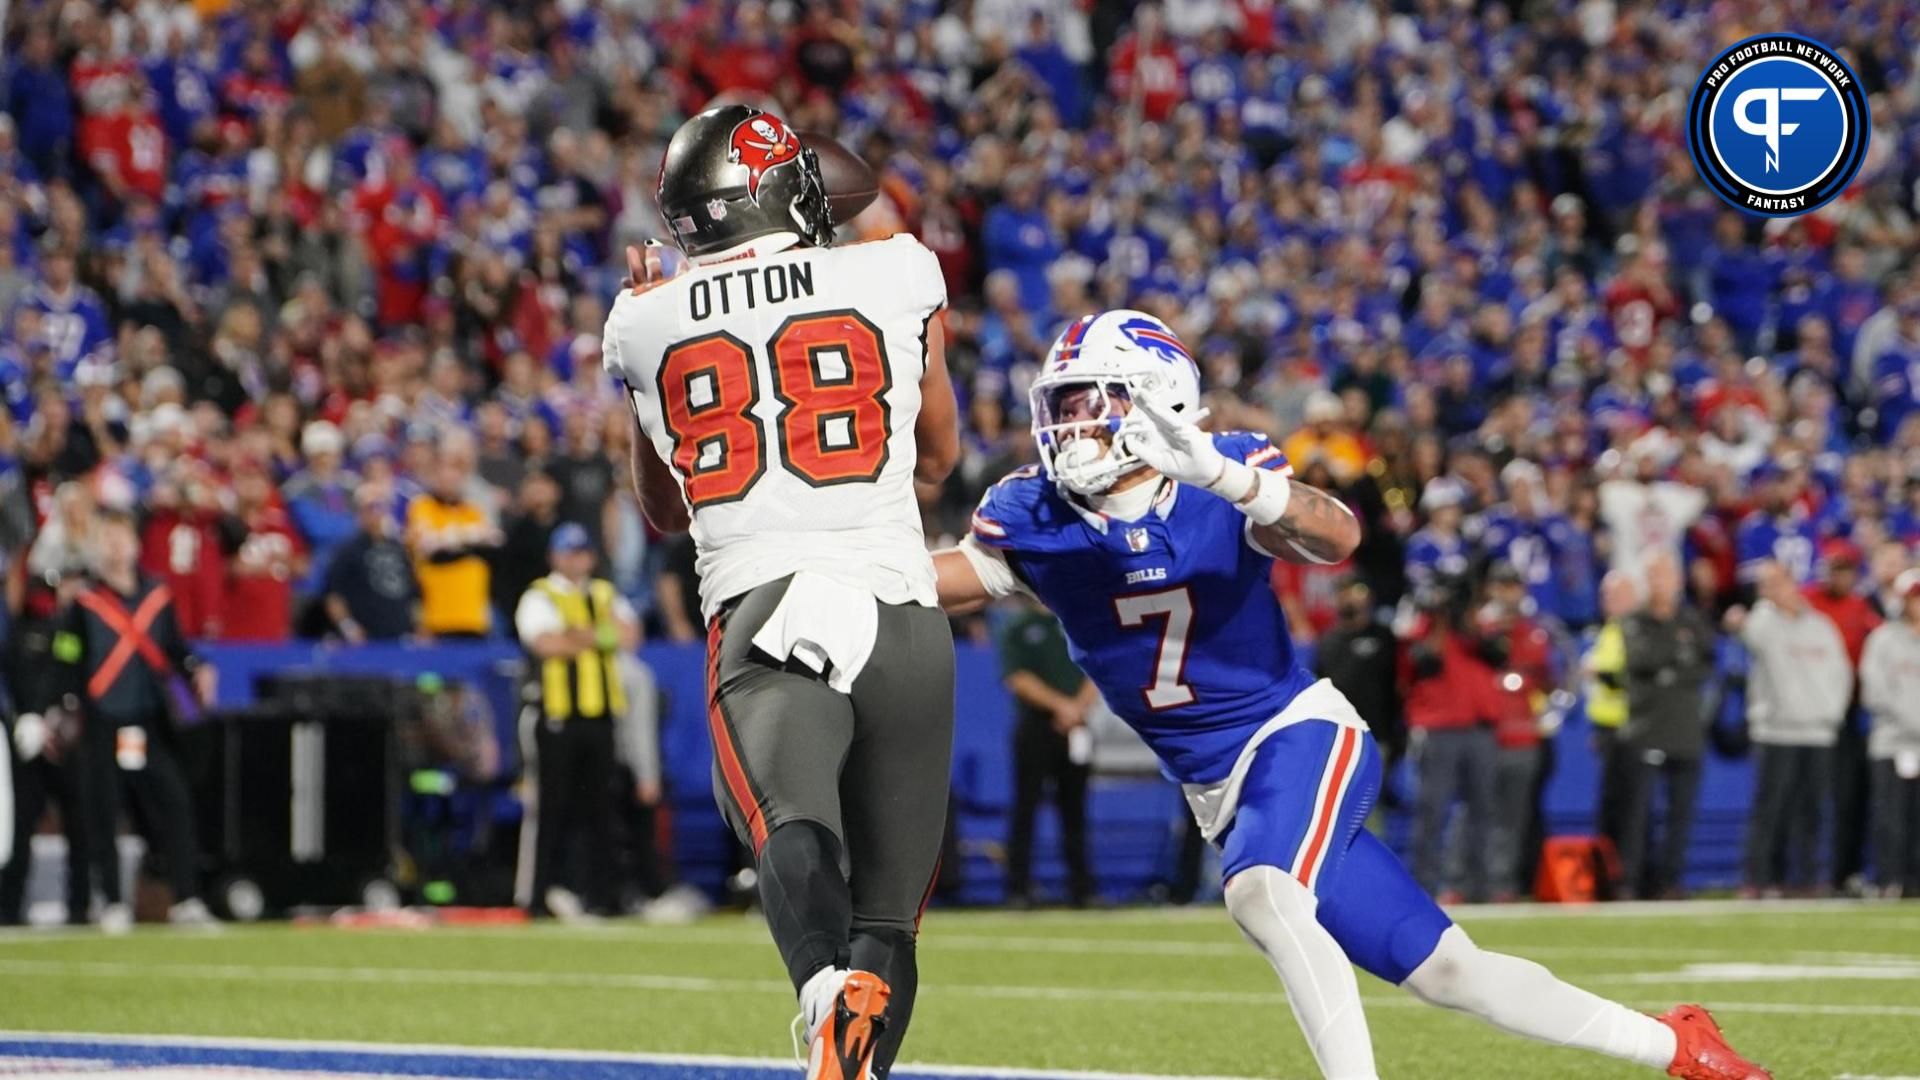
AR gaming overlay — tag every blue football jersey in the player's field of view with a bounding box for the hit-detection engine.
[1735,512,1818,584]
[971,432,1316,785]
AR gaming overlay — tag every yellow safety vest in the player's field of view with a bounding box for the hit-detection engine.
[1584,621,1627,730]
[535,577,627,721]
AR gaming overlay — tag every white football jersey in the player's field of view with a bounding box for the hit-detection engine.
[604,235,947,618]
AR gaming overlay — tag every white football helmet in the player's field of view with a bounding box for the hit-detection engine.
[1029,309,1203,495]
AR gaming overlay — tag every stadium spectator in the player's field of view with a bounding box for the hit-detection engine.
[1405,478,1470,592]
[1730,561,1854,897]
[406,443,501,640]
[1479,563,1556,901]
[283,422,360,596]
[1861,570,1920,897]
[548,408,616,559]
[1315,577,1405,782]
[1584,570,1639,878]
[323,484,420,643]
[1402,575,1496,903]
[491,469,564,625]
[219,461,305,642]
[998,596,1097,909]
[136,464,232,640]
[1619,553,1715,900]
[1598,436,1706,579]
[1804,542,1884,893]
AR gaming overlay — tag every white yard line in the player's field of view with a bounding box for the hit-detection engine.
[8,958,1920,1018]
[250,922,1915,966]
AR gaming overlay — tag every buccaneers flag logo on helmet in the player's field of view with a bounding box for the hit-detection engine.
[727,111,802,204]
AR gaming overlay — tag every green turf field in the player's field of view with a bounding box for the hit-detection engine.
[4,901,1919,1079]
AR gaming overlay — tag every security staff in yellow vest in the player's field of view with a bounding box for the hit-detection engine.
[513,523,639,919]
[1582,570,1639,881]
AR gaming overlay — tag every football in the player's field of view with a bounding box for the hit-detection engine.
[801,129,880,224]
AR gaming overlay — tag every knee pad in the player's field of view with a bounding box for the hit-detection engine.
[1224,864,1321,950]
[1400,925,1480,1011]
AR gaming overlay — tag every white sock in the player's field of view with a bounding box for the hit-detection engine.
[1225,866,1380,1080]
[1401,926,1677,1069]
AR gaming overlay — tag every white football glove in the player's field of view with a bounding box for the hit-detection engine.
[1122,396,1292,524]
[1120,397,1225,489]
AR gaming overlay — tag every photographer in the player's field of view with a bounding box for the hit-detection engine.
[1315,578,1405,778]
[1476,563,1558,901]
[1401,574,1498,902]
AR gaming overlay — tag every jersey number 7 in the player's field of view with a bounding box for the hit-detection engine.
[1114,587,1197,710]
[654,310,894,508]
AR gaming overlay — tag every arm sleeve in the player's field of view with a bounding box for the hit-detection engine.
[895,236,948,320]
[514,589,564,647]
[958,533,1033,600]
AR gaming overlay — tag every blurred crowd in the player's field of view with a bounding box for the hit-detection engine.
[2,0,1920,905]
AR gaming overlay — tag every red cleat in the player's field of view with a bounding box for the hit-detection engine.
[1657,1005,1772,1080]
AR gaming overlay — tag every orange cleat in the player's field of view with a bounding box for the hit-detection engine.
[804,970,892,1080]
[1657,1004,1772,1080]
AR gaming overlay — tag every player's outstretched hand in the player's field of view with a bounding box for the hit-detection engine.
[1121,396,1222,488]
[621,241,681,297]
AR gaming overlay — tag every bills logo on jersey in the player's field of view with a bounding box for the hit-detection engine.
[728,112,802,204]
[1118,316,1193,366]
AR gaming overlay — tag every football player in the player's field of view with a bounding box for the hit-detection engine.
[603,105,958,1080]
[932,310,1771,1080]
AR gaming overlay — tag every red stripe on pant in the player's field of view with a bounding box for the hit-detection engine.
[913,856,942,934]
[706,617,769,853]
[1294,726,1360,888]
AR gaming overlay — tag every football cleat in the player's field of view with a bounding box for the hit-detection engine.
[1657,1004,1772,1080]
[803,970,891,1080]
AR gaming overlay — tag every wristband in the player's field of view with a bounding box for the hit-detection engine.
[1209,460,1292,525]
[1204,458,1258,503]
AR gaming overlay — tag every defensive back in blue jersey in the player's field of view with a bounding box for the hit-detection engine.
[971,432,1316,784]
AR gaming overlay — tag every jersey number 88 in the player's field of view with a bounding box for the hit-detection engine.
[654,310,895,508]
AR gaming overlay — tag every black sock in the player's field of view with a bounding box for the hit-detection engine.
[757,820,852,991]
[851,926,917,1079]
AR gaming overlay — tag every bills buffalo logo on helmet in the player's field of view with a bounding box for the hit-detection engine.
[728,111,802,204]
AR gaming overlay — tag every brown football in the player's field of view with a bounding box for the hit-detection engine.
[800,129,879,224]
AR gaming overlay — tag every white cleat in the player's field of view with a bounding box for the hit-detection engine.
[169,898,222,931]
[98,903,133,936]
